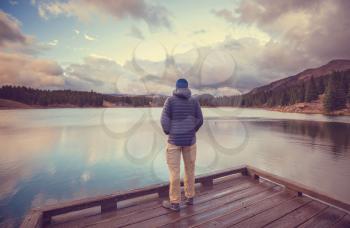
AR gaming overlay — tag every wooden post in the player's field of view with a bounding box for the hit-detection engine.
[101,200,117,213]
[158,186,169,198]
[20,165,350,227]
[253,174,260,180]
[241,169,248,176]
[20,211,43,228]
[201,178,214,187]
[42,214,51,227]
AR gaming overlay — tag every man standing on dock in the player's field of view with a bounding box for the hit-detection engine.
[160,78,204,211]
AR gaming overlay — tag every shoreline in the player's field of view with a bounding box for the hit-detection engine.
[1,99,350,116]
[263,102,350,116]
[266,107,350,116]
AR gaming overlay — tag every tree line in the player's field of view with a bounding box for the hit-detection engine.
[239,70,350,112]
[0,86,168,107]
[103,94,167,107]
[0,86,104,107]
[1,70,349,111]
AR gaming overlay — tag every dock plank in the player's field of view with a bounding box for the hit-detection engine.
[298,206,346,228]
[48,175,255,227]
[47,175,252,228]
[86,180,275,227]
[193,191,296,227]
[158,185,279,228]
[264,200,328,228]
[24,165,349,228]
[20,211,42,228]
[232,196,312,228]
[334,214,350,228]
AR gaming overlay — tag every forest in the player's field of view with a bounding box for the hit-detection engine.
[0,86,166,107]
[240,70,350,112]
[1,70,349,111]
[0,86,104,107]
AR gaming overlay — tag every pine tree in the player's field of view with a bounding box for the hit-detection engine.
[305,76,318,102]
[299,82,305,103]
[323,76,336,112]
[335,74,347,109]
[323,73,347,112]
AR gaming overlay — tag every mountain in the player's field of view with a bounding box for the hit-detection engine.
[249,59,350,95]
[241,59,350,114]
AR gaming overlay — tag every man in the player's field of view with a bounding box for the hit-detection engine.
[160,78,203,212]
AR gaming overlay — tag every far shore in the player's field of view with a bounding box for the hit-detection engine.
[264,101,350,116]
[1,98,350,116]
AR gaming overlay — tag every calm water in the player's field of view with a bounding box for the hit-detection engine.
[0,107,350,227]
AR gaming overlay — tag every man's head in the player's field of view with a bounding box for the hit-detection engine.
[176,78,188,89]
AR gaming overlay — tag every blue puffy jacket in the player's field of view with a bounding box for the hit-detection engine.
[161,88,203,146]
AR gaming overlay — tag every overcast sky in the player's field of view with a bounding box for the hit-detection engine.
[1,0,350,95]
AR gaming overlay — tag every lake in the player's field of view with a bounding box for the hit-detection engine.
[0,107,349,227]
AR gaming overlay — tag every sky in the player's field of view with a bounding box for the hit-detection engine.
[1,0,350,95]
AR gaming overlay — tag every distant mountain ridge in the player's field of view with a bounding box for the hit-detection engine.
[241,59,350,114]
[249,59,350,95]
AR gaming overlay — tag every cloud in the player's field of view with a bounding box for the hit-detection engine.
[211,0,350,86]
[127,26,144,39]
[84,33,96,41]
[0,10,28,47]
[64,54,202,95]
[9,0,18,6]
[47,39,58,46]
[64,54,174,95]
[123,45,247,94]
[232,0,323,27]
[3,1,349,96]
[64,54,134,93]
[0,11,64,89]
[0,10,49,55]
[0,52,64,88]
[195,87,241,96]
[211,9,235,23]
[35,0,171,29]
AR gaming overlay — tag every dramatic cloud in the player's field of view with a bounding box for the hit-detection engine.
[0,52,64,88]
[0,10,65,88]
[2,1,349,95]
[0,10,28,47]
[212,0,350,85]
[62,53,242,96]
[123,44,246,95]
[64,55,135,93]
[0,10,49,54]
[35,0,171,29]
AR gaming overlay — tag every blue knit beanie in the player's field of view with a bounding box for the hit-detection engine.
[176,78,188,89]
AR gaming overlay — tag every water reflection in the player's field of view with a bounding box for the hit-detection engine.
[250,120,350,157]
[0,108,349,227]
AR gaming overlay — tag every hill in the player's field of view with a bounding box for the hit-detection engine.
[242,59,350,114]
[249,60,350,95]
[0,99,31,109]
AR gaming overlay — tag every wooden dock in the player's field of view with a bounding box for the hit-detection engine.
[21,165,350,228]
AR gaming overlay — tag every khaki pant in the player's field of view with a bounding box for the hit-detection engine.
[166,143,196,204]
